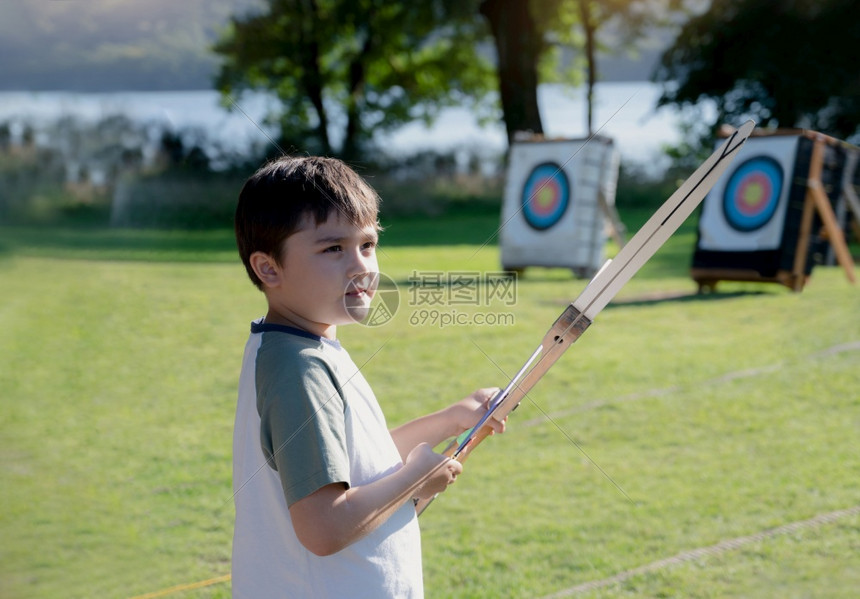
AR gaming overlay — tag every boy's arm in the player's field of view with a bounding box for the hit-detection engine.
[290,442,459,556]
[389,387,504,460]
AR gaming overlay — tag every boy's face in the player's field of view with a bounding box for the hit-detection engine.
[259,212,379,338]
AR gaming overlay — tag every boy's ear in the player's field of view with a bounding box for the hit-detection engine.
[249,252,282,288]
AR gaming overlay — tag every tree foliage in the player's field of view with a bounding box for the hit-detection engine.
[213,0,496,158]
[214,0,682,158]
[654,0,860,143]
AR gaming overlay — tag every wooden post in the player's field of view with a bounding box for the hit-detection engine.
[791,137,821,291]
[840,149,860,242]
[804,135,856,284]
[790,197,815,291]
[597,189,627,249]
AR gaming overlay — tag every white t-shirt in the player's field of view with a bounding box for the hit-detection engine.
[232,320,423,598]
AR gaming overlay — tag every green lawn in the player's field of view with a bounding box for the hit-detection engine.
[1,216,858,599]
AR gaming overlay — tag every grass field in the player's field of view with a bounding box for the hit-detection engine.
[1,210,858,599]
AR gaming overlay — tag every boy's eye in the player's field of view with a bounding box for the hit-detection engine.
[324,245,342,253]
[362,241,376,251]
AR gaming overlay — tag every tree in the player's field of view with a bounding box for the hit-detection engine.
[572,0,683,134]
[481,0,681,139]
[654,0,860,143]
[213,0,496,159]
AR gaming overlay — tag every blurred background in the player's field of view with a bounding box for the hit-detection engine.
[2,0,856,229]
[2,3,859,598]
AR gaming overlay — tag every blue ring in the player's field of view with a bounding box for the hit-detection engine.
[722,156,783,232]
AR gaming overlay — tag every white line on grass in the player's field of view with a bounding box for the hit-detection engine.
[517,340,860,428]
[541,504,860,597]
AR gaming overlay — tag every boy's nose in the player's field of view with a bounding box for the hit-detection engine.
[348,248,377,277]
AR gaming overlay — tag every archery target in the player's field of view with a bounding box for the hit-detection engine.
[521,162,570,230]
[500,137,619,274]
[693,131,857,289]
[722,156,783,232]
[698,136,799,251]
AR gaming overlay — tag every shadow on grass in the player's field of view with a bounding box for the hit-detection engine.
[607,289,775,308]
[537,290,779,312]
[1,210,502,263]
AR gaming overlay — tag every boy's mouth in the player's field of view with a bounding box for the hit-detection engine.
[345,273,378,299]
[342,272,398,326]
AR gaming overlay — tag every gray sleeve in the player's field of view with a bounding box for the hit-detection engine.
[256,346,350,507]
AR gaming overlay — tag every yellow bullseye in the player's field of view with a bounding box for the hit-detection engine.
[536,187,554,208]
[742,182,764,208]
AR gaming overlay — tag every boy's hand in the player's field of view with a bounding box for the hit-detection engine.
[389,387,507,466]
[405,443,463,499]
[447,387,506,438]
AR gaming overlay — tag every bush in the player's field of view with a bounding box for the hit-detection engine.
[615,160,688,210]
[109,169,249,229]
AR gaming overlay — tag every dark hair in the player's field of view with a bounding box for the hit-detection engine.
[235,156,381,289]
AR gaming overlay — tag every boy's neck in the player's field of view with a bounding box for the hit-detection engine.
[264,308,336,340]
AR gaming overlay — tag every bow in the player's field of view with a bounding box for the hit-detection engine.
[417,119,755,514]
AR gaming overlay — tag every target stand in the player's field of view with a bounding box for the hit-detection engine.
[837,147,860,252]
[500,135,623,277]
[691,129,857,292]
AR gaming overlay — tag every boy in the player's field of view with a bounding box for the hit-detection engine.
[232,156,503,598]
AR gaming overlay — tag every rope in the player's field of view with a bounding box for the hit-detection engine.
[128,574,230,599]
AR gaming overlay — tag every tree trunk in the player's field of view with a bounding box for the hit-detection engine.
[480,0,544,145]
[301,45,331,155]
[296,0,331,154]
[342,15,375,160]
[579,0,597,135]
[342,39,370,161]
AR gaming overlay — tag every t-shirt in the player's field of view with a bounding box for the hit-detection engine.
[232,320,423,598]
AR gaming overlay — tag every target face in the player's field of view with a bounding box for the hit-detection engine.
[722,156,784,232]
[521,162,570,230]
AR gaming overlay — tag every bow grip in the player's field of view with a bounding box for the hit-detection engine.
[488,304,592,424]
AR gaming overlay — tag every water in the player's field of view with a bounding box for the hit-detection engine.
[385,82,695,171]
[0,82,700,172]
